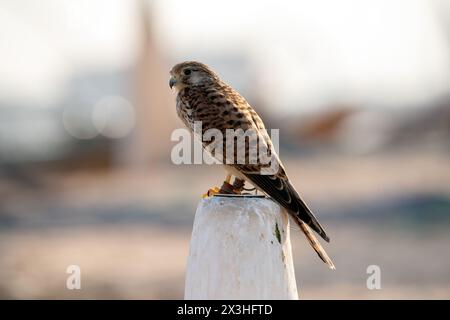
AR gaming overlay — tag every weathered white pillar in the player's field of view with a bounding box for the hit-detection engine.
[185,195,299,300]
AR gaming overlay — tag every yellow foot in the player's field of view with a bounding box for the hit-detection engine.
[202,187,221,198]
[202,176,244,198]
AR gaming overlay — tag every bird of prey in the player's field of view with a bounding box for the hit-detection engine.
[169,61,335,269]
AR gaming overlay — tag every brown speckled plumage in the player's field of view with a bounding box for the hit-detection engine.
[170,61,334,269]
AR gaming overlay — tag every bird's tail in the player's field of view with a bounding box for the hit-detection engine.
[297,219,335,270]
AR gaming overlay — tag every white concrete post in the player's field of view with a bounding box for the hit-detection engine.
[184,196,299,300]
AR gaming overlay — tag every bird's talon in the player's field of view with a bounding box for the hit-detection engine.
[202,187,221,198]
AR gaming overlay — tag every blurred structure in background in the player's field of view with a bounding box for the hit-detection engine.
[0,0,450,299]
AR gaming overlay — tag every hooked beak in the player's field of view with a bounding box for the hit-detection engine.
[169,77,176,89]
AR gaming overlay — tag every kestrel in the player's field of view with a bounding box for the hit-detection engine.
[169,61,335,269]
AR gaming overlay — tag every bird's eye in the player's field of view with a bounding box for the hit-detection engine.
[183,69,191,76]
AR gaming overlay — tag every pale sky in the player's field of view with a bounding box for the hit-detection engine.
[1,0,450,111]
[155,0,450,111]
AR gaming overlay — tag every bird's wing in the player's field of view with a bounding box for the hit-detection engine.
[241,170,330,242]
[227,99,331,243]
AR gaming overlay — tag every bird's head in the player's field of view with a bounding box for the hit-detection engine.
[169,61,219,91]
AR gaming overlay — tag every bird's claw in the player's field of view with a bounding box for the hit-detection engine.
[202,178,246,198]
[202,187,221,198]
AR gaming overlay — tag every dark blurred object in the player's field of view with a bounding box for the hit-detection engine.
[387,96,450,151]
[286,106,356,145]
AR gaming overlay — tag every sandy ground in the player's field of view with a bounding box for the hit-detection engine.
[0,222,449,299]
[0,151,449,299]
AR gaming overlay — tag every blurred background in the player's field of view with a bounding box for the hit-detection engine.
[1,0,450,299]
